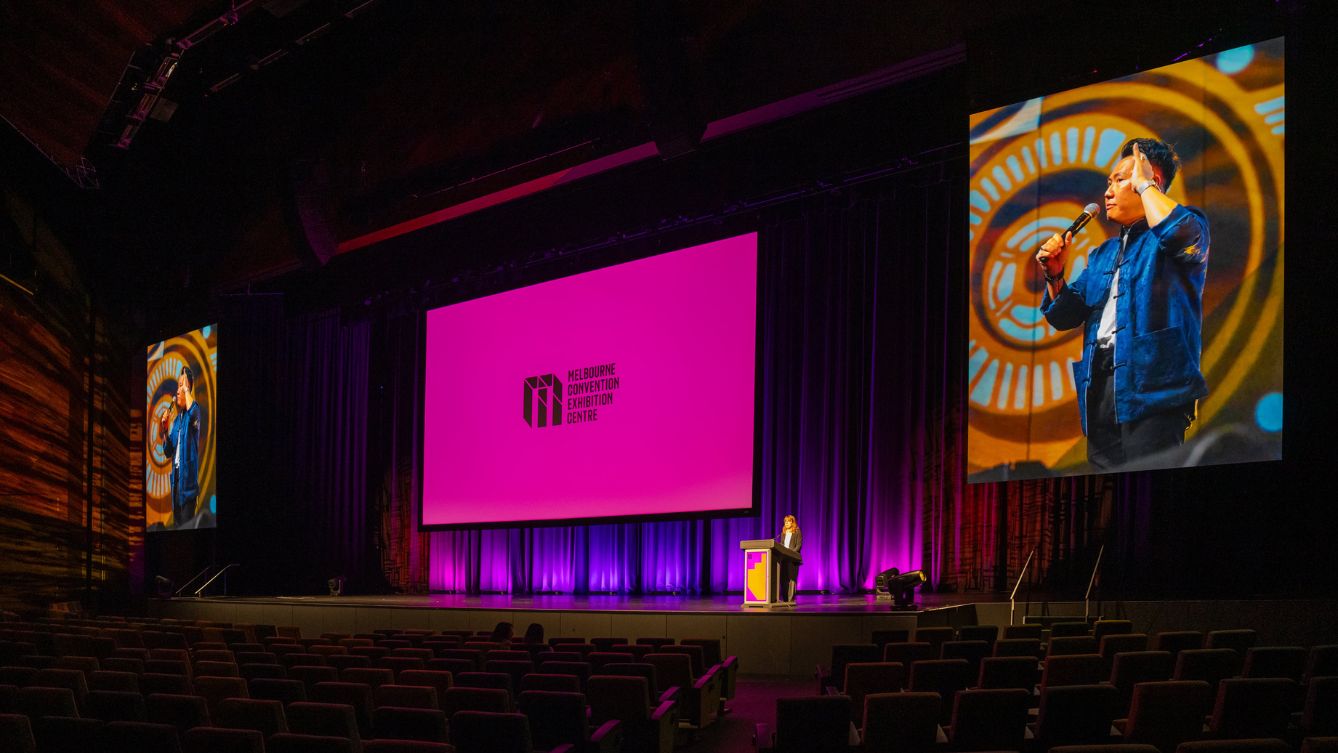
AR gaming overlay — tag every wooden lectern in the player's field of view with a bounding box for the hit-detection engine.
[739,539,802,608]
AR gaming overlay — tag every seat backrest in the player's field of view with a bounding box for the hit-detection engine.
[1175,649,1241,687]
[1035,683,1120,748]
[661,645,708,677]
[644,654,693,688]
[266,732,357,753]
[1209,677,1296,739]
[449,711,532,753]
[519,690,588,750]
[680,639,725,667]
[248,677,307,705]
[871,629,911,649]
[1124,680,1214,753]
[1100,634,1151,671]
[286,701,361,741]
[341,667,395,689]
[1306,646,1338,683]
[883,642,934,666]
[441,686,511,716]
[1206,630,1258,655]
[1042,654,1105,689]
[31,668,88,702]
[1050,622,1091,638]
[519,673,581,694]
[310,681,374,736]
[89,670,140,693]
[1303,675,1338,736]
[843,662,905,725]
[1110,651,1174,711]
[602,663,661,701]
[216,697,289,737]
[587,675,650,724]
[588,652,635,670]
[374,684,439,711]
[0,713,35,753]
[1002,624,1043,640]
[1093,620,1134,642]
[860,691,939,753]
[993,638,1043,659]
[182,725,265,753]
[828,645,881,687]
[102,720,182,753]
[1176,739,1294,753]
[948,687,1029,752]
[16,686,79,718]
[1243,646,1307,681]
[84,689,146,722]
[978,656,1039,690]
[958,625,999,645]
[774,696,852,753]
[146,692,210,732]
[941,640,990,669]
[1049,636,1099,656]
[372,705,448,743]
[1153,631,1204,656]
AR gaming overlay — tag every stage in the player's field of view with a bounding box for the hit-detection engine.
[145,593,1338,677]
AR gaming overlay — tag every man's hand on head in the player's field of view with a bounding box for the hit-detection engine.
[1131,142,1156,188]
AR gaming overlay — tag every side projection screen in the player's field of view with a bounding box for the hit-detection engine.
[968,38,1284,481]
[421,233,759,528]
[146,324,218,531]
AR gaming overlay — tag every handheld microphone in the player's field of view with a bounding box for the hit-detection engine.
[1065,203,1102,237]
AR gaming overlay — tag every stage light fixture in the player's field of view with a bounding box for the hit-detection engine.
[154,575,175,598]
[874,567,927,610]
[327,576,345,597]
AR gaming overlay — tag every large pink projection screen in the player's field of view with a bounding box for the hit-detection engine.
[420,233,760,528]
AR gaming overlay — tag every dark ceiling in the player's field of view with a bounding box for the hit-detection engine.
[0,0,1306,325]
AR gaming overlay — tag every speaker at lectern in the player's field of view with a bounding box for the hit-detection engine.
[739,539,802,608]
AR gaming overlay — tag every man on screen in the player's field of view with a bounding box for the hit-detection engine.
[158,366,202,526]
[1035,138,1210,470]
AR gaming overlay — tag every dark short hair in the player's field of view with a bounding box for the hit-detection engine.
[1121,138,1181,191]
[179,366,194,390]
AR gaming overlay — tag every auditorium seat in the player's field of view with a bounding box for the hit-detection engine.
[311,681,375,737]
[53,656,100,676]
[535,652,583,666]
[1033,683,1120,750]
[871,629,912,649]
[858,691,940,753]
[587,652,633,671]
[441,686,512,718]
[944,687,1029,752]
[35,716,106,753]
[681,638,738,701]
[1052,745,1159,753]
[1003,624,1043,640]
[342,667,396,689]
[646,652,719,728]
[31,667,89,707]
[1243,646,1308,682]
[428,659,476,677]
[84,689,148,721]
[0,713,35,753]
[449,711,536,753]
[1155,631,1206,657]
[977,656,1039,692]
[608,644,653,661]
[959,625,999,645]
[102,657,147,675]
[484,660,534,693]
[146,692,212,732]
[841,662,906,726]
[291,665,341,691]
[142,672,195,695]
[1095,620,1136,643]
[601,663,678,708]
[1207,630,1259,657]
[1308,647,1338,683]
[194,660,240,678]
[588,638,621,652]
[194,675,251,717]
[374,706,448,742]
[1109,651,1175,714]
[993,638,1044,659]
[89,669,140,692]
[1049,636,1100,656]
[0,683,15,713]
[660,645,711,678]
[816,644,881,694]
[194,650,236,664]
[1176,649,1242,688]
[1304,738,1338,753]
[235,652,277,666]
[102,720,182,753]
[15,685,79,719]
[1177,739,1294,753]
[1207,678,1295,739]
[1299,676,1338,738]
[286,701,361,742]
[1041,653,1106,689]
[941,640,991,676]
[267,732,358,753]
[588,675,674,753]
[376,684,439,711]
[1101,633,1151,674]
[181,725,265,753]
[636,638,675,650]
[456,671,514,698]
[883,642,935,666]
[364,741,456,753]
[1051,623,1091,638]
[1120,680,1214,753]
[520,690,621,752]
[533,662,590,692]
[756,695,852,753]
[907,659,971,723]
[215,697,289,737]
[381,657,428,678]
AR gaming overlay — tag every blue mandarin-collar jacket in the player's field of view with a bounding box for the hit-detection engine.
[1041,204,1210,434]
[162,401,202,512]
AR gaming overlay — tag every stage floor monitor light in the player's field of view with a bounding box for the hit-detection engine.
[875,567,927,610]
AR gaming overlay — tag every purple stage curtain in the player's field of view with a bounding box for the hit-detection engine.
[428,180,958,594]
